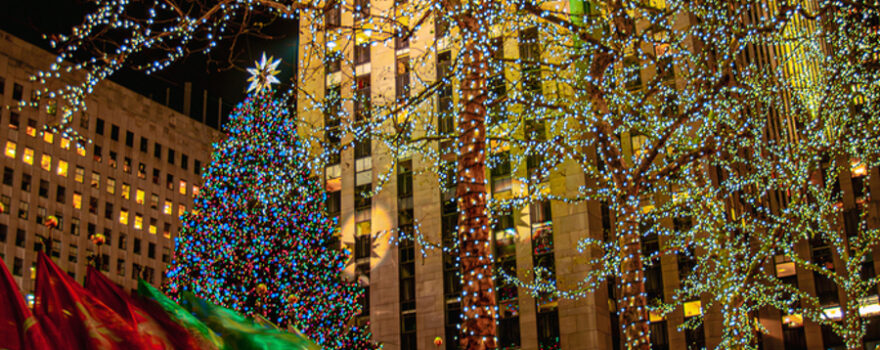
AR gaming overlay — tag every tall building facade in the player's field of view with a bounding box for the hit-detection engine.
[0,30,222,299]
[296,1,880,350]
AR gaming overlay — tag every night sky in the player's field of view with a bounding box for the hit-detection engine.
[0,0,299,129]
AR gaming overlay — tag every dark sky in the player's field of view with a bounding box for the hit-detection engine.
[0,0,299,129]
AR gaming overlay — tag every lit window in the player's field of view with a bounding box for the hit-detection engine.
[40,154,52,171]
[178,204,186,216]
[852,159,868,178]
[150,194,159,209]
[5,141,16,158]
[90,172,100,188]
[75,143,86,157]
[775,255,796,278]
[683,300,702,318]
[23,148,34,165]
[119,209,129,225]
[73,192,82,209]
[106,177,115,194]
[25,121,37,137]
[136,189,145,205]
[57,160,68,177]
[179,180,187,195]
[134,214,143,230]
[121,183,130,200]
[163,201,172,215]
[60,138,70,150]
[74,167,84,183]
[782,314,803,328]
[43,132,53,144]
[149,218,157,235]
[859,295,880,317]
[192,185,200,197]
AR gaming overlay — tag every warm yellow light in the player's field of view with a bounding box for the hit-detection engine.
[57,160,68,177]
[121,183,130,199]
[76,143,86,157]
[5,141,16,158]
[134,214,143,230]
[119,210,129,225]
[683,300,702,318]
[73,193,82,209]
[782,314,803,328]
[60,138,70,150]
[164,201,173,215]
[852,159,868,178]
[136,189,145,205]
[179,180,187,195]
[40,154,52,171]
[43,132,54,144]
[23,148,34,165]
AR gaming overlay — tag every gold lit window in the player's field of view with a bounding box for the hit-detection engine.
[136,189,145,205]
[683,300,702,318]
[782,314,803,328]
[134,214,143,230]
[57,160,68,177]
[774,255,796,278]
[164,201,173,215]
[5,141,16,158]
[178,204,186,216]
[73,192,82,209]
[26,123,37,137]
[75,143,86,157]
[90,172,100,188]
[119,209,129,225]
[121,183,131,200]
[179,180,187,195]
[74,167,84,183]
[192,185,200,197]
[60,138,70,150]
[106,177,116,194]
[43,132,54,144]
[23,148,34,165]
[149,219,157,235]
[40,154,52,171]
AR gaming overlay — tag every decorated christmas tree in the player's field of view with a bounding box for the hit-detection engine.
[165,54,377,349]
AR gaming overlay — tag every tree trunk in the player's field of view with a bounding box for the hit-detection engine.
[455,10,497,350]
[844,296,865,350]
[616,203,651,350]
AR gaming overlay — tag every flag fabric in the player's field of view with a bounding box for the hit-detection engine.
[85,267,205,350]
[179,292,321,350]
[33,252,146,350]
[136,280,225,350]
[0,257,52,350]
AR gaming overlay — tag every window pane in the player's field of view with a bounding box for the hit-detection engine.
[57,160,68,177]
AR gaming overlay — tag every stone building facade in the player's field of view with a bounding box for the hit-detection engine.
[0,30,222,298]
[295,1,880,350]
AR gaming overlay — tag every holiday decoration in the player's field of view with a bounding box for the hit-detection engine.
[434,337,443,347]
[90,233,107,246]
[43,215,58,229]
[246,53,282,94]
[164,66,378,349]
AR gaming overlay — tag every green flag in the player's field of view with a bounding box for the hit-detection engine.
[136,280,226,349]
[179,292,321,350]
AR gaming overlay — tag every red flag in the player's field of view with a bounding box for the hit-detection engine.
[0,257,52,350]
[33,252,146,350]
[85,267,203,350]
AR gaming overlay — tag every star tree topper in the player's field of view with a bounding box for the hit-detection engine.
[247,53,282,94]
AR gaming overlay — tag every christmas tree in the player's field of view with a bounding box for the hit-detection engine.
[165,54,377,349]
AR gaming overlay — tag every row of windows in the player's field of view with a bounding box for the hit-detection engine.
[92,117,199,173]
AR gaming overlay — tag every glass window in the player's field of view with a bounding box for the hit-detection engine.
[106,177,115,194]
[93,145,102,163]
[57,160,68,177]
[40,154,51,171]
[123,157,131,173]
[163,223,171,239]
[60,138,70,150]
[73,192,82,209]
[179,180,187,195]
[8,112,19,129]
[75,167,84,183]
[5,141,15,158]
[150,194,159,209]
[95,118,105,135]
[18,200,28,219]
[25,119,37,137]
[110,124,119,141]
[154,143,162,159]
[163,200,173,215]
[90,172,100,188]
[42,132,53,144]
[181,154,188,170]
[167,148,175,165]
[20,174,31,192]
[75,143,86,157]
[192,185,200,197]
[134,214,143,230]
[194,160,201,175]
[138,163,146,179]
[178,204,186,216]
[136,189,145,205]
[23,148,34,165]
[2,167,11,186]
[166,174,174,190]
[108,151,117,168]
[121,183,130,200]
[125,131,133,147]
[119,209,129,225]
[140,137,148,152]
[149,218,157,235]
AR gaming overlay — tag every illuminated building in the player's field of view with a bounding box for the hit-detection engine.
[0,31,221,299]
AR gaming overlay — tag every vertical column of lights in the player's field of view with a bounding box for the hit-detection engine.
[397,160,416,350]
[490,151,519,349]
[673,217,703,350]
[640,219,668,350]
[493,209,519,349]
[529,200,559,350]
